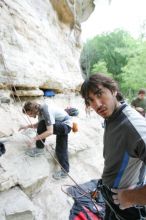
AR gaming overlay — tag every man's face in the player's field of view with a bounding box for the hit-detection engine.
[86,85,119,119]
[138,93,145,100]
[26,111,37,118]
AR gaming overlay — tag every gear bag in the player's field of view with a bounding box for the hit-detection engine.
[68,179,105,220]
[65,107,79,117]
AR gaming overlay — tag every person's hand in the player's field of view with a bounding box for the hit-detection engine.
[111,188,133,210]
[27,137,36,147]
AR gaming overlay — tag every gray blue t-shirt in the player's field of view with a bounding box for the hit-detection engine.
[38,103,72,127]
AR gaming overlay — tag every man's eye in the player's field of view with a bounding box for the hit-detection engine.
[96,93,101,98]
[94,89,103,98]
[95,92,102,98]
[86,98,92,103]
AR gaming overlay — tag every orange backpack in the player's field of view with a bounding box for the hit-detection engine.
[72,122,78,132]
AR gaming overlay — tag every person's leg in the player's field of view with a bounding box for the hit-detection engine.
[53,123,71,179]
[36,120,47,149]
[56,133,69,172]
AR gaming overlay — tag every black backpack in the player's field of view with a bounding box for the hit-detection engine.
[65,107,79,116]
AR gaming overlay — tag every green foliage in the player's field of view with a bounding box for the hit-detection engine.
[91,61,108,74]
[80,29,146,99]
[80,38,99,77]
[121,41,146,97]
[80,29,133,80]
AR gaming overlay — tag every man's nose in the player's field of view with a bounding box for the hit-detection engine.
[92,98,102,109]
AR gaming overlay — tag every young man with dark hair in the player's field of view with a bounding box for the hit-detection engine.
[20,101,72,180]
[80,73,146,219]
[131,89,146,116]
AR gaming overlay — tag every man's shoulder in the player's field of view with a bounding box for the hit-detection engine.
[131,97,139,104]
[131,97,138,102]
[41,103,48,110]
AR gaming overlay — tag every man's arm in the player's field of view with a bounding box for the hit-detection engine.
[34,125,53,141]
[27,125,53,147]
[111,185,146,209]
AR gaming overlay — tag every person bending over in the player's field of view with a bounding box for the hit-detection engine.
[20,101,72,180]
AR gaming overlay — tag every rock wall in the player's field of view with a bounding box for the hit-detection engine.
[0,1,108,219]
[0,0,95,98]
[0,95,104,220]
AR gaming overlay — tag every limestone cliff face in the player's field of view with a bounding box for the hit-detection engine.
[0,0,95,97]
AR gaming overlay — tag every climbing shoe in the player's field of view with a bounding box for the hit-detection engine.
[52,170,68,180]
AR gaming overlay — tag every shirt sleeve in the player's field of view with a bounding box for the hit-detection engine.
[42,105,55,126]
[135,139,146,164]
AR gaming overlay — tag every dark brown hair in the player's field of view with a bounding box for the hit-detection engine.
[80,73,123,106]
[22,101,40,114]
[138,89,146,95]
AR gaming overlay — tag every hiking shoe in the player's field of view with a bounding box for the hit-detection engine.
[25,148,44,157]
[52,170,68,180]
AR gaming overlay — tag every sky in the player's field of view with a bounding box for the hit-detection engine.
[81,0,146,42]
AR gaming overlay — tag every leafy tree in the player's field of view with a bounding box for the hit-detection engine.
[80,29,135,82]
[121,41,146,98]
[80,29,146,100]
[80,38,100,77]
[91,61,108,74]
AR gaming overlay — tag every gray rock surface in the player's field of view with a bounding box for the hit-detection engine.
[0,0,95,97]
[0,95,104,219]
[0,187,35,220]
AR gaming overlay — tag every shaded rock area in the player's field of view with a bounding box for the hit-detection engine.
[0,94,104,220]
[13,89,44,97]
[50,0,95,24]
